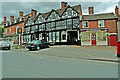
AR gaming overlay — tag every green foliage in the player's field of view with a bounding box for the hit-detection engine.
[0,25,5,38]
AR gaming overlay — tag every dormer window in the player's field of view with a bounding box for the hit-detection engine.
[6,23,8,26]
[10,22,12,25]
[15,20,17,23]
[20,18,22,21]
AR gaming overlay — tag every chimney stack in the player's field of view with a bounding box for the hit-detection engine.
[61,2,67,8]
[31,9,37,17]
[4,17,6,22]
[10,16,14,21]
[79,5,82,16]
[115,6,119,17]
[89,7,94,14]
[19,11,24,17]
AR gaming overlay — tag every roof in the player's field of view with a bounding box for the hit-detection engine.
[36,4,81,20]
[81,13,118,20]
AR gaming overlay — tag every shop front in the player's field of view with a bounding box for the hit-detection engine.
[80,29,108,46]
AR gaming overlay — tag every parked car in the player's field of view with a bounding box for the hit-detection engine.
[26,40,50,51]
[0,41,11,50]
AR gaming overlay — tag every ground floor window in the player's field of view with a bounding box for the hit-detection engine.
[56,31,60,41]
[81,31,91,45]
[53,32,55,41]
[49,32,52,42]
[97,31,107,45]
[61,31,66,40]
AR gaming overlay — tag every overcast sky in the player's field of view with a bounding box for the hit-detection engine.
[1,2,119,22]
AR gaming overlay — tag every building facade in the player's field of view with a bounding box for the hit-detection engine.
[2,2,119,46]
[2,11,33,44]
[24,2,82,45]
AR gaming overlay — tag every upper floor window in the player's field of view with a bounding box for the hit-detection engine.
[67,19,72,28]
[98,20,104,27]
[51,22,55,28]
[6,23,8,26]
[6,29,7,34]
[83,21,88,28]
[9,28,11,33]
[73,18,80,28]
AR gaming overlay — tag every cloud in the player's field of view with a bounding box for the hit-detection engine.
[1,2,118,22]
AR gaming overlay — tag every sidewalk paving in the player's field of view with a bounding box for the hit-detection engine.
[50,45,119,62]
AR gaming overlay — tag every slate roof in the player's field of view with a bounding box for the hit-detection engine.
[81,13,118,20]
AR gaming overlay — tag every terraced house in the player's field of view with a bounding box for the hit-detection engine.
[24,2,119,46]
[2,2,119,46]
[1,10,34,44]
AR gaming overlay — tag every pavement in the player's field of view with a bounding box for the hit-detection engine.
[11,45,119,63]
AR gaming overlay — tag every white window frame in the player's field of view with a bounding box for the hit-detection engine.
[82,21,89,28]
[98,20,104,27]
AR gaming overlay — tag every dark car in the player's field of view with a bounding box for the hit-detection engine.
[26,40,50,51]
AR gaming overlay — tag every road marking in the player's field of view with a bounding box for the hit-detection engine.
[0,50,9,53]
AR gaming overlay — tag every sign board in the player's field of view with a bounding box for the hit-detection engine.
[16,27,23,34]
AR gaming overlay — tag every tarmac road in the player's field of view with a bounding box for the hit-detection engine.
[1,46,118,78]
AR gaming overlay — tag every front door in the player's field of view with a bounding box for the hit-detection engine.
[91,33,96,46]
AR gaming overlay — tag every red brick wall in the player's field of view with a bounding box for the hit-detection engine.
[80,19,118,33]
[104,19,117,33]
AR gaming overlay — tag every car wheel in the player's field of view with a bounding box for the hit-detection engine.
[37,46,40,50]
[47,45,50,48]
[8,47,10,50]
[29,48,32,51]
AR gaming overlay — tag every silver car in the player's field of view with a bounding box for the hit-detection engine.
[0,40,11,50]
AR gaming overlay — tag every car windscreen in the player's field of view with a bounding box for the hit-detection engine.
[31,40,41,43]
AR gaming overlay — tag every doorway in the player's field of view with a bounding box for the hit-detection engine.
[91,33,96,46]
[67,31,77,45]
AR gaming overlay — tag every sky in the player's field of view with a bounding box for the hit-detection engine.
[1,1,119,22]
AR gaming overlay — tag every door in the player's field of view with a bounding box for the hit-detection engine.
[91,33,96,46]
[110,35,117,46]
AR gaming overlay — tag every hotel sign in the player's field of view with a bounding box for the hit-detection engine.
[17,27,23,34]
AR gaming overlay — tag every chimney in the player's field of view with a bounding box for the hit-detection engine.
[19,11,24,17]
[31,9,37,17]
[79,5,82,16]
[89,7,94,14]
[4,17,6,22]
[115,6,119,17]
[10,16,14,21]
[61,2,67,8]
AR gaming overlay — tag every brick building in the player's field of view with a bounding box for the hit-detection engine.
[80,6,119,46]
[1,10,35,44]
[1,2,119,46]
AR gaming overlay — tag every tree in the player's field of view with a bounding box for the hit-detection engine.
[0,26,5,38]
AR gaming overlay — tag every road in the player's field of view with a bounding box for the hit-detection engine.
[1,46,118,78]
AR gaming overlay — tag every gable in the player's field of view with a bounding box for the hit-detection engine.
[62,7,79,19]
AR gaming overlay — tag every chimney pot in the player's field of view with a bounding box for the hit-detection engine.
[10,16,14,21]
[115,6,119,17]
[61,2,67,8]
[19,11,24,17]
[4,17,6,22]
[89,7,94,14]
[31,9,37,17]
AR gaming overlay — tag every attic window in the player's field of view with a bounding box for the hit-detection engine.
[15,20,17,23]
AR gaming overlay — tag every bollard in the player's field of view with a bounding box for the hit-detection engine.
[117,41,120,57]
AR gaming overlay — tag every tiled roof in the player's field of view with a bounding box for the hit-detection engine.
[36,4,81,20]
[81,13,118,20]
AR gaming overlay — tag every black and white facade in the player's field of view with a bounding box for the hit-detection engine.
[24,5,81,45]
